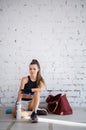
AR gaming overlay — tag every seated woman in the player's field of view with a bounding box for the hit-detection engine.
[13,59,47,123]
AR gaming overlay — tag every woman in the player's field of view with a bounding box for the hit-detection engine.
[13,59,47,123]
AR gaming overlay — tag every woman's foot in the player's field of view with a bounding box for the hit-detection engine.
[30,111,38,123]
[21,111,32,118]
[37,108,48,115]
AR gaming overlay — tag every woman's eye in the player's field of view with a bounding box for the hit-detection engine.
[30,68,36,70]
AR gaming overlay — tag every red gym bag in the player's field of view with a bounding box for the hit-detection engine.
[46,93,73,115]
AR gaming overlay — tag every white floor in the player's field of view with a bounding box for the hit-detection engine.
[0,107,86,130]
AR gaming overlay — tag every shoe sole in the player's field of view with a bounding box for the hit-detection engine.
[30,118,38,123]
[32,120,38,123]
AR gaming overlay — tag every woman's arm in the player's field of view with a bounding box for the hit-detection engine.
[32,81,44,93]
[17,77,28,101]
[18,77,28,90]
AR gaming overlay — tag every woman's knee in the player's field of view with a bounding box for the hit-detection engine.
[34,91,40,97]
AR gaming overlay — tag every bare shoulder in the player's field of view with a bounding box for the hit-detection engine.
[21,76,28,84]
[39,81,44,87]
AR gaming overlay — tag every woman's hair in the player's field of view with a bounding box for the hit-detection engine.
[29,59,45,87]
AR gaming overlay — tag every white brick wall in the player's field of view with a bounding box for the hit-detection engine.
[0,0,86,107]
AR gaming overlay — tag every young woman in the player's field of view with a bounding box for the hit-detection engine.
[13,59,47,123]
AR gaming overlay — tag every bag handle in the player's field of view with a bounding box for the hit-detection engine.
[47,101,58,113]
[53,102,58,112]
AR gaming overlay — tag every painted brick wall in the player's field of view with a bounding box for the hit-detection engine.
[0,0,86,107]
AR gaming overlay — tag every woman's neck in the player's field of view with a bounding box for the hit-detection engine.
[30,75,36,81]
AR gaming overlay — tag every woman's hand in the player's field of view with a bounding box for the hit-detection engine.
[20,88,32,93]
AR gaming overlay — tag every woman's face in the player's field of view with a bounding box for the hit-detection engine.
[29,64,39,77]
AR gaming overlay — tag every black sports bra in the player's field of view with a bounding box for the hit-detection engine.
[24,76,37,94]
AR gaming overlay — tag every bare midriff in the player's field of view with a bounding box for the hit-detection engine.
[22,94,33,99]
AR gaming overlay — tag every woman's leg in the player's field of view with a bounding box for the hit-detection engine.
[12,107,32,118]
[13,92,40,118]
[28,91,40,112]
[21,110,32,117]
[13,100,32,118]
[12,107,16,118]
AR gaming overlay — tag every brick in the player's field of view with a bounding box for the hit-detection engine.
[0,0,86,107]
